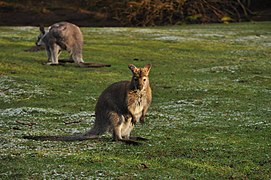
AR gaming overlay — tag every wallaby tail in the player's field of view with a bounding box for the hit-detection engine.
[23,134,98,141]
[23,122,107,142]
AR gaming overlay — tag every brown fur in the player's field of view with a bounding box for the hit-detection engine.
[24,64,152,145]
[36,22,84,66]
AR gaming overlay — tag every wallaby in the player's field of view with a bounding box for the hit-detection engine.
[35,22,111,68]
[36,21,86,67]
[24,64,152,145]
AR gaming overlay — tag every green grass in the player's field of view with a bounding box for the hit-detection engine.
[0,22,271,179]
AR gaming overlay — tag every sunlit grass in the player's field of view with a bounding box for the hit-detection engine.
[0,22,271,179]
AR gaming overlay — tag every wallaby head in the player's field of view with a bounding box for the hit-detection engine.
[129,64,151,91]
[36,25,47,46]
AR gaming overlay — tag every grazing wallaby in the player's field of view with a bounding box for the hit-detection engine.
[36,22,85,66]
[24,64,152,145]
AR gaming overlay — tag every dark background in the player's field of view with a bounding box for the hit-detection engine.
[0,0,270,27]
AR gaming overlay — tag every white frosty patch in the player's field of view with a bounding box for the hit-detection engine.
[8,26,36,31]
[195,65,240,73]
[83,27,130,34]
[0,107,61,117]
[0,76,47,103]
[154,35,197,42]
[83,26,271,47]
[234,35,271,47]
[149,96,269,130]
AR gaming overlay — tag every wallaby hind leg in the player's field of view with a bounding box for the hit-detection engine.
[57,49,62,60]
[45,46,52,62]
[47,44,60,65]
[110,112,139,145]
[71,52,84,64]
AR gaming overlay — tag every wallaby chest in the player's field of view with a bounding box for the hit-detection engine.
[127,91,147,120]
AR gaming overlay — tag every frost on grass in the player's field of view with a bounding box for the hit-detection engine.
[133,27,271,47]
[234,35,271,47]
[84,26,271,47]
[0,106,96,156]
[39,168,136,179]
[83,27,131,35]
[149,99,199,128]
[154,35,197,42]
[0,107,61,117]
[0,106,95,129]
[0,76,47,103]
[150,96,268,130]
[133,28,229,42]
[195,65,240,73]
[8,26,36,31]
[63,111,94,121]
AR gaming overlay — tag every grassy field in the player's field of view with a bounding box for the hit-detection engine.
[0,22,270,179]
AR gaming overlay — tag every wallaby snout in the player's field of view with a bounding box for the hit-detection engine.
[35,41,41,46]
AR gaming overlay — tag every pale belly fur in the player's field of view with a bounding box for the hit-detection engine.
[121,101,144,138]
[120,117,134,138]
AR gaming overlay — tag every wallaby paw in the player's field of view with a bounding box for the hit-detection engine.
[131,120,137,126]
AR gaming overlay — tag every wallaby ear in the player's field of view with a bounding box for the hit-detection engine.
[128,64,137,73]
[144,64,151,74]
[39,25,45,34]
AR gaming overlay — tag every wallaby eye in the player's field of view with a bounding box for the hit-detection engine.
[134,77,138,81]
[143,78,147,82]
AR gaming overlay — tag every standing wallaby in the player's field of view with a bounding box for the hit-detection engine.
[24,64,152,145]
[36,22,85,66]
